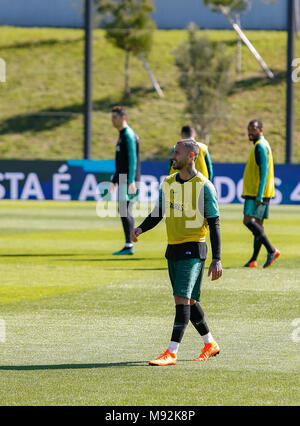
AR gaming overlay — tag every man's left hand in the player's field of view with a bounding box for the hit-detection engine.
[128,182,137,195]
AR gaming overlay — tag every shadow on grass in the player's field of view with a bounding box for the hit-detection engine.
[94,87,156,111]
[0,87,154,135]
[0,255,164,265]
[229,70,286,95]
[211,39,239,49]
[0,38,83,51]
[0,360,208,370]
[57,257,162,262]
[104,268,167,271]
[0,361,148,370]
[0,104,83,135]
[0,254,79,257]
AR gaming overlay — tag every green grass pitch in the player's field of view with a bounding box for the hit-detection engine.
[0,200,299,406]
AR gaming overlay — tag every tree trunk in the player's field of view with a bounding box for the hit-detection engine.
[139,54,164,98]
[125,50,130,96]
[197,125,209,145]
[204,132,210,146]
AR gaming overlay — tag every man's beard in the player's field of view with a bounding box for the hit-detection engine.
[249,135,259,143]
[172,160,184,170]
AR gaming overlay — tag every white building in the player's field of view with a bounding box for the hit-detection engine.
[0,0,296,30]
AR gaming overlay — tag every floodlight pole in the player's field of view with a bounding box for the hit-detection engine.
[84,0,93,159]
[286,0,295,164]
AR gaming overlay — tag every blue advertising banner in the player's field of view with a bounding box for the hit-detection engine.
[0,160,299,205]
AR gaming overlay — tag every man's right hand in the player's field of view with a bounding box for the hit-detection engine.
[131,227,142,242]
[208,259,223,281]
[109,182,117,193]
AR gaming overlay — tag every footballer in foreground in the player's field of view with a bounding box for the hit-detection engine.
[132,139,222,366]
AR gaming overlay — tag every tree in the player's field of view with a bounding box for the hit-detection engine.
[204,1,250,74]
[204,0,275,78]
[174,24,233,143]
[203,0,275,11]
[203,0,250,12]
[96,0,156,95]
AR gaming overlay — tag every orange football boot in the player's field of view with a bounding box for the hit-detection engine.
[244,260,258,268]
[149,349,177,366]
[263,249,280,268]
[194,341,220,362]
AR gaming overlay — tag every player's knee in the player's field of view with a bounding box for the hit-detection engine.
[243,215,253,226]
[174,295,190,305]
[243,216,249,226]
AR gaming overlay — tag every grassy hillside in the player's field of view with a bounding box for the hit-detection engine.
[0,26,299,163]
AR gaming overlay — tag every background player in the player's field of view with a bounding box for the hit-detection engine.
[168,125,213,181]
[242,119,280,268]
[110,106,140,255]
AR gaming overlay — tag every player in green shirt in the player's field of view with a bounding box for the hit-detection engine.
[110,106,140,255]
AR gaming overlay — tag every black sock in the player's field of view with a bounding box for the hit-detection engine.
[120,216,134,244]
[171,304,190,343]
[250,235,263,261]
[119,201,134,244]
[246,222,275,254]
[190,302,209,336]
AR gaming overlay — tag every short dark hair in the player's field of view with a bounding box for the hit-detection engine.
[181,125,196,138]
[248,119,263,129]
[112,106,127,118]
[177,139,200,160]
